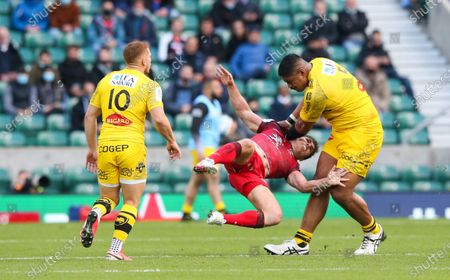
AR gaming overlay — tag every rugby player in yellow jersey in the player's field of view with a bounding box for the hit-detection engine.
[264,54,386,256]
[80,41,181,260]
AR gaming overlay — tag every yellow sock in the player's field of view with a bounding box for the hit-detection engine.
[182,203,193,214]
[362,216,380,234]
[92,197,116,216]
[215,201,226,213]
[294,228,313,245]
[112,204,137,242]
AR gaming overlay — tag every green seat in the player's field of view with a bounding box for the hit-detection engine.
[383,129,399,145]
[145,132,166,146]
[274,29,297,46]
[301,167,315,180]
[380,111,395,128]
[246,80,277,97]
[390,95,414,112]
[163,165,192,184]
[388,79,405,95]
[145,183,173,193]
[154,16,168,31]
[339,62,356,74]
[199,0,214,16]
[47,114,70,131]
[412,181,443,192]
[79,48,96,64]
[396,112,424,129]
[57,33,84,47]
[111,48,124,64]
[64,166,97,191]
[355,181,379,192]
[173,130,190,146]
[308,129,330,145]
[77,0,101,14]
[37,131,68,146]
[234,79,246,94]
[0,15,10,27]
[0,114,12,127]
[292,13,311,28]
[25,32,54,48]
[260,30,274,46]
[10,31,23,46]
[367,165,400,182]
[290,0,313,13]
[328,45,347,62]
[445,182,450,191]
[73,183,98,194]
[69,131,87,146]
[280,182,298,193]
[0,131,26,147]
[263,14,292,30]
[147,167,163,183]
[400,129,429,145]
[217,29,231,45]
[16,114,46,131]
[80,14,93,30]
[182,14,199,31]
[48,47,66,64]
[0,168,11,193]
[0,3,10,14]
[433,165,450,182]
[260,0,290,13]
[32,166,65,191]
[151,63,170,77]
[326,0,345,13]
[402,165,432,182]
[259,96,274,115]
[346,44,361,62]
[175,113,192,131]
[379,181,411,192]
[268,64,280,80]
[19,47,36,64]
[176,0,198,14]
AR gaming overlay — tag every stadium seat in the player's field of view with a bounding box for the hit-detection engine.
[80,14,93,30]
[274,29,297,46]
[260,30,274,46]
[181,14,199,31]
[199,0,214,16]
[400,129,429,145]
[292,13,311,28]
[328,45,347,62]
[47,114,70,131]
[326,0,345,13]
[153,16,168,31]
[37,131,68,146]
[25,32,54,48]
[19,47,36,64]
[16,115,46,132]
[380,111,395,128]
[145,183,173,193]
[147,167,163,183]
[0,131,26,147]
[412,181,443,192]
[346,45,361,62]
[111,48,125,64]
[263,14,292,30]
[64,166,97,191]
[379,181,411,192]
[79,48,96,64]
[145,132,165,146]
[0,114,11,128]
[151,63,170,77]
[73,183,98,195]
[246,80,277,97]
[355,181,379,192]
[301,167,315,180]
[267,64,280,80]
[367,165,400,182]
[234,79,246,95]
[402,165,432,182]
[260,0,290,13]
[308,129,330,145]
[0,168,11,194]
[77,0,101,14]
[259,96,274,115]
[57,33,84,47]
[396,112,424,129]
[48,47,66,64]
[0,3,10,14]
[280,182,298,193]
[0,15,10,27]
[388,79,405,95]
[163,165,192,184]
[69,131,87,146]
[32,166,65,192]
[383,129,399,145]
[216,29,231,45]
[433,165,450,182]
[175,114,192,131]
[290,0,314,13]
[173,131,190,146]
[445,182,450,192]
[10,31,23,46]
[390,95,414,112]
[176,0,198,14]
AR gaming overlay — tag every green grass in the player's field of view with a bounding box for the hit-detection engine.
[0,219,449,280]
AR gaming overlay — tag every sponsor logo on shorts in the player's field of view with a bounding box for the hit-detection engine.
[106,114,132,126]
[98,169,108,180]
[99,144,129,153]
[339,152,371,168]
[120,167,134,177]
[136,162,146,173]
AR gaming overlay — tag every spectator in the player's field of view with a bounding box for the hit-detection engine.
[303,0,338,46]
[201,57,230,113]
[226,20,247,61]
[58,45,88,97]
[113,0,133,18]
[301,38,331,62]
[356,56,391,112]
[0,27,23,82]
[29,49,60,85]
[12,0,49,32]
[158,17,186,65]
[71,81,95,131]
[88,1,125,52]
[124,0,157,46]
[268,84,297,121]
[230,27,269,81]
[36,66,67,115]
[239,0,264,28]
[3,68,38,116]
[197,17,225,61]
[357,30,415,100]
[163,65,199,117]
[337,0,368,50]
[90,47,120,84]
[182,37,205,77]
[147,0,178,18]
[49,0,81,40]
[210,0,243,29]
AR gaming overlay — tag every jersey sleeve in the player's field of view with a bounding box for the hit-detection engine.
[256,120,277,133]
[300,83,327,123]
[146,82,164,111]
[89,81,102,108]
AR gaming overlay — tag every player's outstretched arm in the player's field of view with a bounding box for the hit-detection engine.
[150,107,181,160]
[286,166,349,194]
[216,65,262,132]
[84,104,101,173]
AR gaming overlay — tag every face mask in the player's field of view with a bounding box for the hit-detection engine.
[17,74,29,85]
[42,71,55,82]
[60,0,71,5]
[103,9,113,17]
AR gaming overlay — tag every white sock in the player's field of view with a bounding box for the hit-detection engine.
[92,208,102,222]
[110,238,123,253]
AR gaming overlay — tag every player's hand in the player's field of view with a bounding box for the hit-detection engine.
[86,149,98,173]
[166,141,182,161]
[326,165,349,187]
[216,65,234,87]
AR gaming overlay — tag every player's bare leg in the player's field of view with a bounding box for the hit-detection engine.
[182,173,205,221]
[206,171,226,213]
[80,185,119,248]
[106,182,145,261]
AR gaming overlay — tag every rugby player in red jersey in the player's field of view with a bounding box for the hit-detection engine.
[194,66,348,228]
